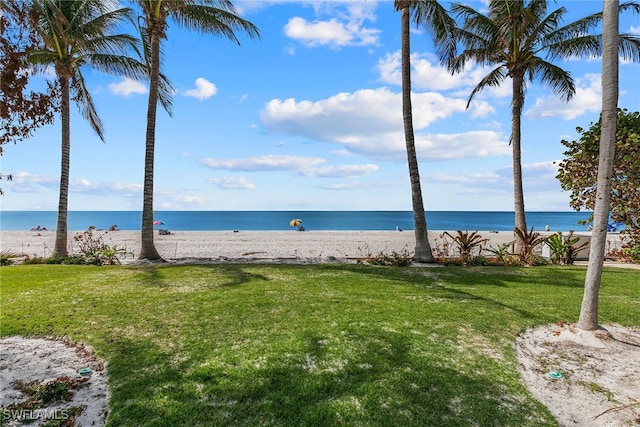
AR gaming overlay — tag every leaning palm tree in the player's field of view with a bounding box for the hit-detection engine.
[394,0,456,263]
[134,0,260,261]
[20,0,148,257]
[449,0,639,251]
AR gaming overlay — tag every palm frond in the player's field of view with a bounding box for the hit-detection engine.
[526,58,575,102]
[411,0,458,67]
[169,5,260,43]
[620,1,640,14]
[70,72,103,140]
[546,35,601,61]
[465,65,508,109]
[619,33,640,62]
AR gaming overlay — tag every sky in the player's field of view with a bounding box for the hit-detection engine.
[2,0,639,212]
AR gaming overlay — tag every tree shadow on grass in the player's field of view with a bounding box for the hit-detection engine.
[104,328,553,426]
[127,264,271,289]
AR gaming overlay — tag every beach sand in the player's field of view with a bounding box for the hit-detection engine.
[1,230,528,263]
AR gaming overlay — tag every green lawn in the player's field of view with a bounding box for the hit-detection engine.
[1,264,638,426]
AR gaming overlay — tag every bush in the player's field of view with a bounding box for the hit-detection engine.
[442,230,488,264]
[545,231,589,265]
[1,250,18,266]
[72,226,129,265]
[514,227,547,265]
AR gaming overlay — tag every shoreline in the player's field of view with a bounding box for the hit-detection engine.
[1,230,624,264]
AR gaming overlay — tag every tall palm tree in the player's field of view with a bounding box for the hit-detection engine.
[134,0,260,261]
[23,0,148,257]
[577,0,619,331]
[449,0,639,251]
[394,0,456,263]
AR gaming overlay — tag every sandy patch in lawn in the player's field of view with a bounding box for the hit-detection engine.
[516,323,640,426]
[0,337,109,426]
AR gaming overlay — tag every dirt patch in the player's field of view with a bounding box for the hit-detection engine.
[516,323,640,426]
[0,337,110,426]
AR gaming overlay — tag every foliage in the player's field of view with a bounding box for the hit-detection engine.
[545,231,589,265]
[442,230,489,264]
[0,1,59,196]
[0,0,59,149]
[514,227,548,266]
[485,242,516,264]
[449,1,640,242]
[364,250,413,267]
[556,109,640,258]
[1,250,19,266]
[2,264,639,425]
[7,376,85,425]
[72,226,128,265]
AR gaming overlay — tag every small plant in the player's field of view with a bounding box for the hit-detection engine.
[514,227,548,266]
[442,230,489,264]
[72,226,128,265]
[468,255,489,266]
[1,250,19,266]
[545,231,589,265]
[485,242,515,264]
[364,249,413,267]
[97,246,128,265]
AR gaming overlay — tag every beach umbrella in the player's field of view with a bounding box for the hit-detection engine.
[153,220,164,225]
[289,218,302,227]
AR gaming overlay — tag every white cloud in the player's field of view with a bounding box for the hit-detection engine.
[209,175,256,190]
[630,25,639,35]
[108,78,147,96]
[525,73,602,120]
[376,51,511,99]
[283,2,380,48]
[299,164,379,178]
[428,160,561,192]
[200,155,379,179]
[260,88,507,161]
[261,88,466,140]
[183,77,217,100]
[200,155,325,172]
[4,171,57,193]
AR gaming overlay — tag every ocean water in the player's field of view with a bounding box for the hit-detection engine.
[0,211,595,232]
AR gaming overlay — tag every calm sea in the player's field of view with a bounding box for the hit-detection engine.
[0,211,594,232]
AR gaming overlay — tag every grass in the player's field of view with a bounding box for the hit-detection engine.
[1,264,638,426]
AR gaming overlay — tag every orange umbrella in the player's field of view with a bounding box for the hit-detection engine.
[289,218,302,227]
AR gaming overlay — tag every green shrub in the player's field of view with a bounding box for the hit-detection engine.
[468,255,489,266]
[514,227,547,265]
[545,231,589,265]
[442,230,489,264]
[365,250,412,267]
[1,250,17,266]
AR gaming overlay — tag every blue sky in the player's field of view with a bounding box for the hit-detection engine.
[2,0,639,212]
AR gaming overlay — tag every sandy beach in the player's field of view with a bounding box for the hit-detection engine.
[1,229,517,262]
[1,229,623,264]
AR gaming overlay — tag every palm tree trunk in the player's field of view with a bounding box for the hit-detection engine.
[511,71,527,249]
[139,22,163,261]
[577,0,619,331]
[401,6,434,263]
[53,76,70,258]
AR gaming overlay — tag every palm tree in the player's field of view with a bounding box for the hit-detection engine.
[134,0,260,261]
[394,0,456,263]
[449,0,639,251]
[23,0,148,257]
[577,0,619,331]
